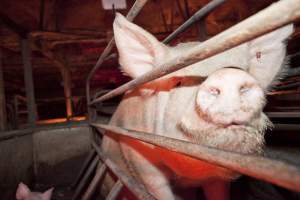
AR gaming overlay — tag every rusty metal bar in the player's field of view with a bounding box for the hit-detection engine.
[86,0,149,110]
[82,164,107,200]
[0,48,7,131]
[90,0,300,105]
[21,38,37,127]
[105,180,123,200]
[72,156,99,200]
[92,142,156,200]
[92,123,300,193]
[163,0,226,43]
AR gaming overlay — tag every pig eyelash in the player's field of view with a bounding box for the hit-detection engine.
[208,87,220,96]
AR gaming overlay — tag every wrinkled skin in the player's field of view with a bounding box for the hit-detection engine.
[101,13,293,200]
[16,182,53,200]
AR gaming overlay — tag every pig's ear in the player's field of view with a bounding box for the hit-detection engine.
[113,13,168,78]
[16,182,30,200]
[42,187,54,200]
[248,24,293,90]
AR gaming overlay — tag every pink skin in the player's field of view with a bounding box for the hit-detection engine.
[16,182,53,200]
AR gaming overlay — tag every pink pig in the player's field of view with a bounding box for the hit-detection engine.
[16,182,53,200]
[102,13,293,200]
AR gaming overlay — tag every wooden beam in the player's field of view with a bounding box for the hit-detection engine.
[21,39,37,127]
[0,49,7,131]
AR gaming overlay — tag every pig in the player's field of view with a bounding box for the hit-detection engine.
[16,182,53,200]
[101,13,293,200]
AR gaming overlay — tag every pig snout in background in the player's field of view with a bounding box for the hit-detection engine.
[16,182,53,200]
[101,13,294,200]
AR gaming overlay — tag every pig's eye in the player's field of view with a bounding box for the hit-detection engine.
[208,87,220,96]
[240,85,251,94]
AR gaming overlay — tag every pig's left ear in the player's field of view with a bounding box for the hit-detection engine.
[248,24,294,90]
[113,13,169,78]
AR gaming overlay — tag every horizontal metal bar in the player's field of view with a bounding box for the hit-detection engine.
[92,142,156,200]
[92,123,300,193]
[90,0,300,105]
[267,112,300,118]
[274,123,300,131]
[163,0,226,43]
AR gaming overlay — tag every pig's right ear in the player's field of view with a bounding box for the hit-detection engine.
[113,13,168,78]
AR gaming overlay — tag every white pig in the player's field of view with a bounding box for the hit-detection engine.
[16,182,53,200]
[101,13,293,200]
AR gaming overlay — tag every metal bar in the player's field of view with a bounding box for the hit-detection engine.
[92,142,156,200]
[92,123,300,193]
[72,149,97,188]
[266,112,300,118]
[82,164,107,200]
[105,180,123,200]
[287,67,300,77]
[90,0,300,105]
[21,38,37,127]
[163,0,225,43]
[86,0,149,110]
[72,156,99,200]
[273,82,300,90]
[0,48,7,131]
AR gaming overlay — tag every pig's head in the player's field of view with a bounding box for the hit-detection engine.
[113,14,293,153]
[16,182,53,200]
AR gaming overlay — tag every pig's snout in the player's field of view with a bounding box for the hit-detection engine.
[195,68,265,127]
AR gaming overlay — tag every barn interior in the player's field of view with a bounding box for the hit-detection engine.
[0,0,300,199]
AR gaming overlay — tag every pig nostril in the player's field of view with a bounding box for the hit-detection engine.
[209,87,220,96]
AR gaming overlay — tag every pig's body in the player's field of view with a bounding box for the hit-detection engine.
[101,14,293,200]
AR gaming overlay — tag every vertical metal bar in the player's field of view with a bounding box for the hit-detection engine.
[0,49,7,131]
[21,38,37,127]
[72,156,99,200]
[82,164,107,200]
[61,67,73,119]
[13,95,19,128]
[105,180,123,200]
